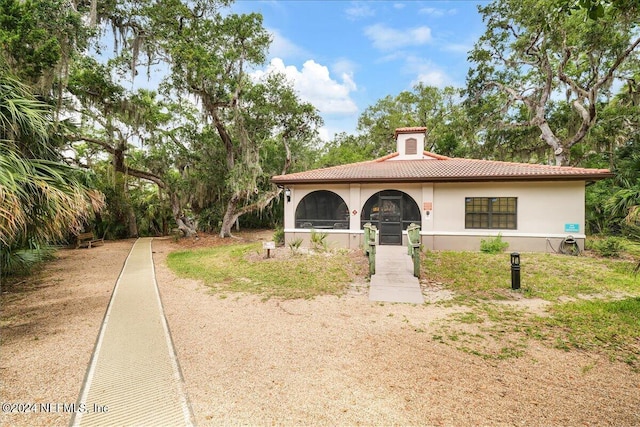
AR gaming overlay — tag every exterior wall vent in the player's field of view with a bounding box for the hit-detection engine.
[405,138,417,155]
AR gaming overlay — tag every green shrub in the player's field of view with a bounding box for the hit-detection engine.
[288,237,303,255]
[310,229,328,251]
[1,245,55,277]
[480,234,509,254]
[592,237,624,258]
[273,227,285,246]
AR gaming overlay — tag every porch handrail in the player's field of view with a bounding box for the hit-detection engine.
[406,223,421,278]
[363,223,377,276]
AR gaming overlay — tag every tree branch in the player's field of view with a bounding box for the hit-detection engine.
[558,46,590,99]
[67,134,166,189]
[565,98,597,149]
[234,188,281,217]
[598,34,640,90]
[67,134,116,154]
[123,165,167,189]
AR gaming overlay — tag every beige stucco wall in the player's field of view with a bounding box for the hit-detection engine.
[429,181,585,252]
[282,181,586,253]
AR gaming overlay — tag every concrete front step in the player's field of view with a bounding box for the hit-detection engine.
[369,245,424,304]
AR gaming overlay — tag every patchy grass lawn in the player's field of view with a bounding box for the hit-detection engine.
[166,236,639,370]
[167,243,361,300]
[423,250,640,369]
[423,251,639,301]
[542,297,640,365]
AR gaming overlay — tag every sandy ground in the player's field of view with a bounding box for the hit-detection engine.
[1,233,639,426]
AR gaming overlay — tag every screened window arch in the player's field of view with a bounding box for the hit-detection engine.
[360,190,421,230]
[295,190,349,229]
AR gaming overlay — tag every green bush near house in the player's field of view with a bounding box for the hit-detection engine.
[310,229,328,251]
[288,237,303,255]
[273,227,285,246]
[480,233,509,253]
[591,236,624,258]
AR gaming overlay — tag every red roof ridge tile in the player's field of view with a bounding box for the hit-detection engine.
[375,152,399,162]
[423,151,450,160]
[394,127,428,137]
[374,151,450,162]
[446,156,612,173]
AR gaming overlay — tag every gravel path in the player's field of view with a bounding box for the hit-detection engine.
[1,235,639,426]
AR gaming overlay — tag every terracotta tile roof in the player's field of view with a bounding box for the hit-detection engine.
[395,127,428,137]
[272,151,614,184]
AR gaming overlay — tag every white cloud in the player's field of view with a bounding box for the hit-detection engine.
[317,127,331,142]
[442,42,472,54]
[414,71,450,88]
[374,52,404,64]
[364,24,432,50]
[331,58,358,81]
[252,58,358,115]
[404,56,454,88]
[419,7,458,17]
[345,2,376,20]
[267,28,309,61]
[420,7,445,17]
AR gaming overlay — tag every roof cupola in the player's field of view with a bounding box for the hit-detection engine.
[393,127,428,160]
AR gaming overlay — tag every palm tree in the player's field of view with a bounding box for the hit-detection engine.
[1,66,103,276]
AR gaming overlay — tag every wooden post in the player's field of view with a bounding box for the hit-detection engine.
[369,225,377,276]
[412,243,420,278]
[406,223,421,278]
[363,222,371,255]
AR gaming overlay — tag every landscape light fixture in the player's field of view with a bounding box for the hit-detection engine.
[510,252,521,290]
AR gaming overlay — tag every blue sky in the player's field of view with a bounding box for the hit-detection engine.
[232,1,488,140]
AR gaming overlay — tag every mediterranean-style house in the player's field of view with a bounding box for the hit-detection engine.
[271,127,614,252]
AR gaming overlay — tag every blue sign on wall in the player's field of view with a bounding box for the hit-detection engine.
[564,223,580,233]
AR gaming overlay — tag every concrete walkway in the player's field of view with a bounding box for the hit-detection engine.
[369,245,424,304]
[71,238,193,427]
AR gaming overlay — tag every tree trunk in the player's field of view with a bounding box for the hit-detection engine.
[220,195,240,238]
[220,188,284,238]
[537,119,569,166]
[171,193,198,237]
[73,134,200,238]
[554,147,569,167]
[127,208,138,237]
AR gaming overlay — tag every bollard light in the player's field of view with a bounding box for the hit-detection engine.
[510,252,520,266]
[510,252,521,290]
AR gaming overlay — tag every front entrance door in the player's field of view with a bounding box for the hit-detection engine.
[378,196,402,245]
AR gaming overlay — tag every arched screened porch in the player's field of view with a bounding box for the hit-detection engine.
[294,190,349,230]
[360,190,421,245]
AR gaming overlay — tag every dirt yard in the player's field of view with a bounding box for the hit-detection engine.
[1,232,639,426]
